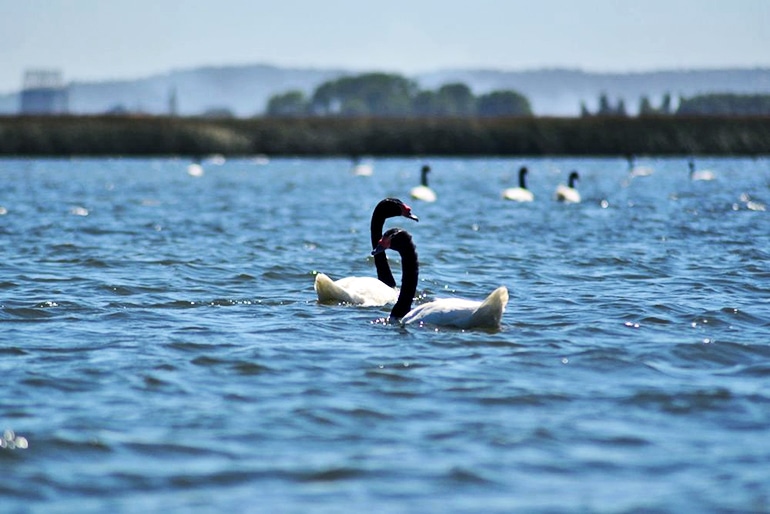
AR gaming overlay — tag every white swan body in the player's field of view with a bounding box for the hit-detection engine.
[629,166,654,178]
[689,160,715,181]
[187,163,204,177]
[373,228,508,329]
[314,273,397,306]
[555,185,581,203]
[314,198,418,306]
[351,159,374,176]
[555,171,581,203]
[503,187,534,202]
[410,164,436,202]
[627,155,653,177]
[503,166,534,202]
[691,170,715,181]
[401,286,509,329]
[410,185,437,202]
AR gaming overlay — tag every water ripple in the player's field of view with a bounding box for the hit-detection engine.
[2,157,770,513]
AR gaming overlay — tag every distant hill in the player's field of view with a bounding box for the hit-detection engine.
[2,64,770,117]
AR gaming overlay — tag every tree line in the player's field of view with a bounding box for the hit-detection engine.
[265,73,532,118]
[582,93,770,117]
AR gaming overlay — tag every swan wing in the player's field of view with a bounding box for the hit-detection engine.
[315,273,398,306]
[402,286,508,329]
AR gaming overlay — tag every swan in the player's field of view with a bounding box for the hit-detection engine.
[555,171,581,203]
[315,198,418,306]
[372,228,508,329]
[187,158,204,177]
[502,166,534,202]
[689,159,716,181]
[351,157,373,176]
[410,164,437,202]
[627,155,653,177]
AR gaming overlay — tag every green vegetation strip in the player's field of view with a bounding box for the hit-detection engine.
[1,115,769,156]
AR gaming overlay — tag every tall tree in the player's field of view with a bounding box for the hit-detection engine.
[412,90,440,116]
[597,93,613,116]
[659,93,673,115]
[310,73,418,116]
[616,98,628,117]
[580,101,592,117]
[477,91,532,117]
[266,90,308,117]
[638,96,655,116]
[436,83,476,116]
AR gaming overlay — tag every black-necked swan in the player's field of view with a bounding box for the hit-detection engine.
[503,166,534,202]
[351,157,374,176]
[372,228,508,329]
[689,159,716,181]
[410,164,437,202]
[555,171,581,203]
[314,198,418,306]
[627,155,653,177]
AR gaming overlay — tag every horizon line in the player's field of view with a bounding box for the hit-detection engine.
[2,63,770,94]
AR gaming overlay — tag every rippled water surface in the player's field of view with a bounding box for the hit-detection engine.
[2,156,770,513]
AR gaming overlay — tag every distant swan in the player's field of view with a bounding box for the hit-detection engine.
[689,159,716,181]
[627,155,653,177]
[410,164,437,202]
[351,157,373,176]
[315,198,418,306]
[187,158,204,177]
[503,166,534,202]
[372,228,508,329]
[555,171,581,203]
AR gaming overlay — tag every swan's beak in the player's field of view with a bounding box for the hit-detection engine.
[372,244,386,256]
[406,213,419,222]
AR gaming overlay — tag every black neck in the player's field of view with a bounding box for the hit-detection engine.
[421,169,429,187]
[371,206,396,288]
[518,169,527,188]
[390,237,419,319]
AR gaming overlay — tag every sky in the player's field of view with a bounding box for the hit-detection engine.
[1,0,769,93]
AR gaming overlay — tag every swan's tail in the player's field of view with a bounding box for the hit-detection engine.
[314,273,354,304]
[469,286,509,328]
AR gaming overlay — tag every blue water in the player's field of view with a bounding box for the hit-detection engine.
[1,156,770,513]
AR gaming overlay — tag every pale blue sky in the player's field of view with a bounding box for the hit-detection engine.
[1,0,768,93]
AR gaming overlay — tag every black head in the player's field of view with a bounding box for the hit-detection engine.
[568,171,579,186]
[375,198,419,221]
[421,165,430,174]
[372,227,413,256]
